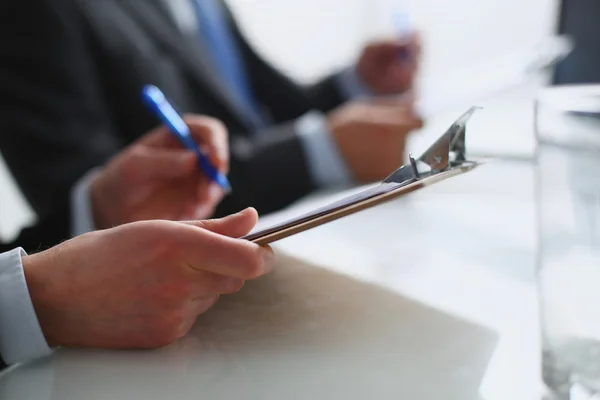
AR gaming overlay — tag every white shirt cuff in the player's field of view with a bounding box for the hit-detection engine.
[336,66,375,100]
[295,111,353,187]
[71,169,100,237]
[0,248,52,365]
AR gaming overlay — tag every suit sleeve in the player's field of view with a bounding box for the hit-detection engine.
[0,0,124,248]
[214,119,316,217]
[0,203,71,255]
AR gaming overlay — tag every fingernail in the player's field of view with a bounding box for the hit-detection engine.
[262,246,276,272]
[235,207,256,218]
[209,184,222,200]
[194,205,211,219]
[217,152,228,166]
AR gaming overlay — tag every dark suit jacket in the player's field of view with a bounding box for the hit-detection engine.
[0,0,347,251]
[554,0,600,84]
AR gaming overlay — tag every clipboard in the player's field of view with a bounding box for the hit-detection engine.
[244,107,481,245]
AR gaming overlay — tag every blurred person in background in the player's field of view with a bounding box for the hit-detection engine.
[0,115,230,253]
[0,0,422,250]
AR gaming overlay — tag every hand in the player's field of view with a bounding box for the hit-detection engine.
[22,208,273,349]
[90,115,229,230]
[356,35,420,95]
[328,100,423,182]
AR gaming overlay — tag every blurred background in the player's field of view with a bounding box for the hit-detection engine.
[0,0,566,240]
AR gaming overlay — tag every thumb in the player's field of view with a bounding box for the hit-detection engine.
[183,207,259,238]
[370,39,407,55]
[367,92,415,108]
[130,147,197,181]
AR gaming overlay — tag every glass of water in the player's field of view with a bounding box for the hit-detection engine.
[536,85,600,400]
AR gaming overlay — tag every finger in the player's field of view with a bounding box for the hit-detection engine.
[182,115,230,173]
[196,182,224,207]
[183,207,258,238]
[381,34,420,52]
[362,104,423,130]
[179,180,225,222]
[175,224,274,280]
[126,146,197,182]
[186,270,245,295]
[135,125,190,151]
[175,297,219,339]
[396,107,424,129]
[194,184,224,220]
[386,111,423,131]
[368,39,405,53]
[189,295,220,317]
[406,32,422,55]
[135,125,173,147]
[368,37,417,58]
[381,104,422,121]
[367,93,414,108]
[196,176,211,200]
[135,116,230,174]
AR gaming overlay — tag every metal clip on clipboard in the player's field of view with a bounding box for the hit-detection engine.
[383,106,479,186]
[245,107,481,245]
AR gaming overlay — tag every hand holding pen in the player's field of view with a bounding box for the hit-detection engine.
[142,85,232,193]
[89,113,230,230]
[354,12,419,96]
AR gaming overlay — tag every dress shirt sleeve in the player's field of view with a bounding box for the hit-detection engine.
[0,248,52,365]
[294,111,353,187]
[335,66,375,100]
[71,169,100,237]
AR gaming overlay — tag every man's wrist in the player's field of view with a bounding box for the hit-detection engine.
[21,252,63,349]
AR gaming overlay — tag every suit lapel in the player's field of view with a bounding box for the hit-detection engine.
[120,0,254,128]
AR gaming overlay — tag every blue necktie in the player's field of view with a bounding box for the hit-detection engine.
[192,0,263,127]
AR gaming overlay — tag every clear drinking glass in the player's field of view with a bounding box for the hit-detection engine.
[536,85,600,400]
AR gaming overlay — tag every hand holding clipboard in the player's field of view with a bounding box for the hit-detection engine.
[244,107,481,245]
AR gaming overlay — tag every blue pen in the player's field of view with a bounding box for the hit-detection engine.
[142,85,232,193]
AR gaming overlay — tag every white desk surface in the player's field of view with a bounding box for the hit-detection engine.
[0,160,546,400]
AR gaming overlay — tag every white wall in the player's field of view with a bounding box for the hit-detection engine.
[0,155,35,241]
[228,0,559,87]
[228,0,561,156]
[0,0,559,239]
